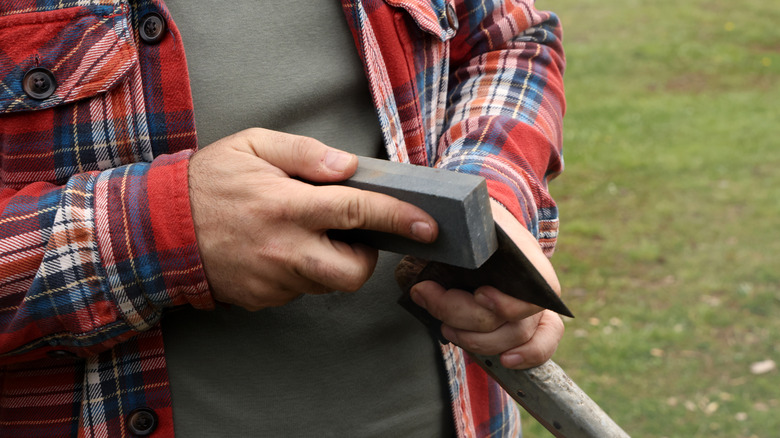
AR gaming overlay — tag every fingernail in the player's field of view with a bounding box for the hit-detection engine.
[324,150,353,172]
[503,353,525,368]
[411,221,434,242]
[410,288,427,308]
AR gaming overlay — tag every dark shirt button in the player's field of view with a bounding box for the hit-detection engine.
[126,408,158,436]
[22,68,57,100]
[139,12,166,45]
[446,2,459,32]
[46,349,77,359]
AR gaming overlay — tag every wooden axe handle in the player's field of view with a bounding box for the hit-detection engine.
[395,257,629,438]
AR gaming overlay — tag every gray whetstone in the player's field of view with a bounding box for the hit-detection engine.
[332,157,498,269]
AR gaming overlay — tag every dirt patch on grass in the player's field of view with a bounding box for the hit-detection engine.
[664,72,716,94]
[662,71,777,94]
[749,42,780,55]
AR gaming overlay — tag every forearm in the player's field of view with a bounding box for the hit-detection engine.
[439,0,565,254]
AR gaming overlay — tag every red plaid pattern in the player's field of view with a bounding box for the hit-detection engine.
[0,1,565,436]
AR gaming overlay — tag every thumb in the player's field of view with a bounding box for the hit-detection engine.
[500,310,564,369]
[235,128,358,182]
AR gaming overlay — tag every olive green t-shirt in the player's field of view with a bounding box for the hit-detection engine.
[162,2,453,436]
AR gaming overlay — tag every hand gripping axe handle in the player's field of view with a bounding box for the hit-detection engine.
[331,157,629,437]
[395,255,629,438]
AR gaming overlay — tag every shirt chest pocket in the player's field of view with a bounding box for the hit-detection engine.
[385,0,458,41]
[0,5,146,188]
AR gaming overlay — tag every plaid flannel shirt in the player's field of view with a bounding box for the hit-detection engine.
[0,0,565,436]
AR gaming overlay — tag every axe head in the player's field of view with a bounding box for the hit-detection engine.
[328,157,572,319]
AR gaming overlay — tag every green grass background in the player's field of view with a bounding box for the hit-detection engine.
[525,1,780,437]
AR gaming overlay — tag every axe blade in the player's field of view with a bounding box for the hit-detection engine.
[412,224,573,317]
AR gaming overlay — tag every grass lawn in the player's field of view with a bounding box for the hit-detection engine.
[524,1,780,436]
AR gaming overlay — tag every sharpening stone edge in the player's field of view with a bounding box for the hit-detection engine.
[330,157,498,269]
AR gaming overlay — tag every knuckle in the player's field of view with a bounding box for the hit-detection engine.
[383,201,411,235]
[238,127,266,148]
[291,135,322,162]
[523,345,548,366]
[243,127,264,138]
[299,255,369,293]
[499,300,534,321]
[515,325,535,345]
[267,197,292,222]
[343,196,366,229]
[295,195,326,227]
[389,207,407,236]
[520,335,555,366]
[379,202,403,233]
[459,335,491,355]
[298,254,326,279]
[474,313,501,332]
[290,135,309,159]
[334,263,370,293]
[514,321,535,345]
[343,192,407,234]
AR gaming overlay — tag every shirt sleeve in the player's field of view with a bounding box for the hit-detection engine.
[437,0,565,256]
[0,150,213,364]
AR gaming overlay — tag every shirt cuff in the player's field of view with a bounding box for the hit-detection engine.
[95,150,213,332]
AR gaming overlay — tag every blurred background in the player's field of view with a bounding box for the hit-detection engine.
[526,1,780,437]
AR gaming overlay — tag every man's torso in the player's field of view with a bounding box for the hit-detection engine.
[162,2,452,436]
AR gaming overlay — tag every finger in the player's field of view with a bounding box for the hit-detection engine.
[410,281,503,332]
[292,235,379,293]
[297,185,438,243]
[440,313,542,356]
[235,127,359,182]
[500,310,565,370]
[473,286,544,321]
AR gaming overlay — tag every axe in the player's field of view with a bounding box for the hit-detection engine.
[331,157,629,438]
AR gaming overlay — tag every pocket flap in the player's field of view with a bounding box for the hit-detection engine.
[385,0,457,41]
[0,5,137,114]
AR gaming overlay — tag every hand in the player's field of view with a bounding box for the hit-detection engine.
[188,128,438,311]
[410,200,564,369]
